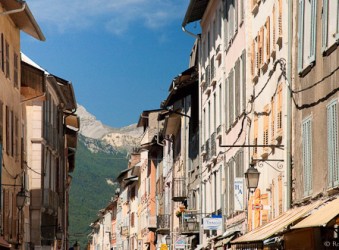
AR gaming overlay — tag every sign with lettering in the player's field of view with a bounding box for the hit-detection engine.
[203,217,222,230]
[234,178,244,211]
[174,237,186,249]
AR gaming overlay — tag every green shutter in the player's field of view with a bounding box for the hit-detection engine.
[303,118,312,196]
[310,0,317,62]
[298,0,305,72]
[322,0,328,52]
[327,101,339,187]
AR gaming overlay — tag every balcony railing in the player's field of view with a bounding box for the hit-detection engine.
[179,211,200,235]
[43,189,59,213]
[206,139,210,161]
[172,178,187,201]
[157,214,171,234]
[211,132,216,160]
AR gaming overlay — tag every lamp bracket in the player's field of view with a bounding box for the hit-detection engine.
[255,160,284,172]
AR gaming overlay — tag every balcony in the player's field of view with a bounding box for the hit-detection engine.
[211,132,217,162]
[148,215,157,232]
[43,189,59,215]
[216,44,222,61]
[216,125,222,140]
[157,214,171,234]
[210,56,216,87]
[201,143,207,156]
[172,178,187,202]
[179,212,200,235]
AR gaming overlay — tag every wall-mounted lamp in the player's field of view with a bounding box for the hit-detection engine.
[244,163,260,193]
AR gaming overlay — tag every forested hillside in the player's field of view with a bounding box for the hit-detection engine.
[68,135,128,247]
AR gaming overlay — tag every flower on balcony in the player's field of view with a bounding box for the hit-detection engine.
[175,210,182,218]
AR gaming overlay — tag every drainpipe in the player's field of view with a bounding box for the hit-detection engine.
[286,0,293,210]
[0,2,26,16]
[182,23,203,247]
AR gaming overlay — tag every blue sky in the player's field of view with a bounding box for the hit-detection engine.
[21,0,199,128]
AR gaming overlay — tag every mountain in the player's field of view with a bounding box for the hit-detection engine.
[68,105,143,248]
[76,104,143,152]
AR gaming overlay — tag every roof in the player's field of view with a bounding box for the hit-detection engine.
[2,0,45,41]
[231,201,323,244]
[161,66,198,108]
[291,197,339,229]
[182,0,210,27]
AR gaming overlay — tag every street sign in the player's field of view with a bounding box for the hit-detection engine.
[174,237,186,249]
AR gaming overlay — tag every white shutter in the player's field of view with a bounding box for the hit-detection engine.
[298,0,305,72]
[309,0,317,62]
[303,117,312,196]
[322,0,328,52]
[327,101,339,186]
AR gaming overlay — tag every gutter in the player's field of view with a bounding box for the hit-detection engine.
[0,2,26,16]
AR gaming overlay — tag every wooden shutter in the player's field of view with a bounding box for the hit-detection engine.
[235,60,241,118]
[278,0,283,37]
[261,194,268,225]
[241,50,246,112]
[298,0,305,72]
[251,40,255,78]
[266,17,271,61]
[302,117,312,196]
[5,40,9,78]
[278,175,283,215]
[272,5,276,51]
[0,34,3,72]
[257,31,262,68]
[309,0,317,62]
[322,0,328,51]
[271,98,275,141]
[327,101,338,187]
[263,105,269,148]
[277,84,283,134]
[253,114,258,157]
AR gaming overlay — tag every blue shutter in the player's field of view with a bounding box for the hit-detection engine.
[322,0,328,52]
[309,0,317,62]
[298,0,305,72]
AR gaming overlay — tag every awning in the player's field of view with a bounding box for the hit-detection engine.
[292,197,339,229]
[65,114,80,130]
[231,201,323,244]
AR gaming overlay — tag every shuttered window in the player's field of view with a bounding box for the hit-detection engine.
[297,0,304,72]
[327,100,339,187]
[277,84,283,134]
[235,59,241,118]
[266,17,271,61]
[251,39,255,78]
[322,0,328,51]
[302,117,313,196]
[272,5,276,52]
[14,53,19,88]
[309,0,317,62]
[229,70,234,125]
[278,0,283,38]
[263,105,269,150]
[5,40,9,79]
[271,98,275,141]
[0,34,3,72]
[241,50,246,112]
[253,114,258,157]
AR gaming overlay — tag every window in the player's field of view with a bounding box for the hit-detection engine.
[266,17,271,61]
[0,100,3,143]
[263,105,269,150]
[14,53,18,88]
[241,50,246,112]
[321,0,339,53]
[302,116,313,196]
[327,100,339,187]
[234,59,241,118]
[5,40,9,79]
[277,84,283,135]
[253,114,258,157]
[298,0,317,73]
[0,34,3,73]
[228,70,234,127]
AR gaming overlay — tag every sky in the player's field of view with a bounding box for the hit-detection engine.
[21,0,199,128]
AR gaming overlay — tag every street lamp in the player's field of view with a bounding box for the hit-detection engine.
[73,241,80,250]
[244,163,260,193]
[165,235,171,246]
[56,225,63,240]
[16,187,26,210]
[186,217,196,231]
